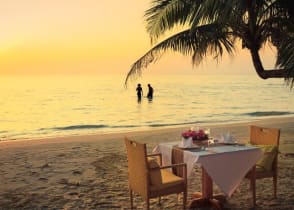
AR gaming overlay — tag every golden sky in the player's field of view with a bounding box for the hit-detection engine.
[0,0,277,76]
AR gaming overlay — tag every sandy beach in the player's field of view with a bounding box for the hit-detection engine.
[0,116,294,209]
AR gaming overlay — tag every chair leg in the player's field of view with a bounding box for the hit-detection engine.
[273,175,277,198]
[183,191,187,210]
[158,196,161,204]
[129,189,133,209]
[249,166,256,206]
[146,199,150,210]
[251,177,256,206]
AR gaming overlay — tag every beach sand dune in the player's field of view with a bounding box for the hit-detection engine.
[0,117,294,209]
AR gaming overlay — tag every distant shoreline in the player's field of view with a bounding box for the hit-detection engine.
[1,114,294,143]
[1,115,293,148]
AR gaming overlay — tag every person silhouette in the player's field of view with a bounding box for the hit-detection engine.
[147,84,153,100]
[136,83,143,102]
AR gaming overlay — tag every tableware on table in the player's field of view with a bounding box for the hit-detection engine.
[219,132,236,144]
[205,128,210,136]
[207,137,215,147]
[177,144,200,150]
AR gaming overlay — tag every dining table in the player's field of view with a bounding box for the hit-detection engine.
[153,141,263,209]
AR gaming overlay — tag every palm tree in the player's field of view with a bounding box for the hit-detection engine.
[125,0,294,88]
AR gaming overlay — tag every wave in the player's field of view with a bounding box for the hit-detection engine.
[42,124,139,131]
[149,121,206,128]
[50,122,209,131]
[49,124,108,131]
[244,111,293,117]
[111,125,138,128]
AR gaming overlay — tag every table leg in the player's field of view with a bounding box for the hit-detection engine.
[202,167,213,198]
[188,167,224,210]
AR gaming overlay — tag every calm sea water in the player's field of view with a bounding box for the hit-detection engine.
[0,74,293,141]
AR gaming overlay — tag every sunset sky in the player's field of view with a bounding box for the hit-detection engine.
[0,0,277,76]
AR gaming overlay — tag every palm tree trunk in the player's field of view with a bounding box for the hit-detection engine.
[249,48,286,79]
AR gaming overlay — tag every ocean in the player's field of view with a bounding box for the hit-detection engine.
[0,74,293,141]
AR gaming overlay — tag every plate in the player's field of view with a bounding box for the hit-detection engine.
[221,142,245,146]
[177,144,200,150]
[222,142,237,145]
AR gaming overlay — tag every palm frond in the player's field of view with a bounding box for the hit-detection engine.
[276,36,294,88]
[145,0,193,43]
[127,0,294,88]
[125,24,234,86]
[190,0,232,26]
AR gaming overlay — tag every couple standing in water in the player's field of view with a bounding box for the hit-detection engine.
[136,83,153,102]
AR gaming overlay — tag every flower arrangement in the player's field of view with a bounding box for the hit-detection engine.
[181,128,209,141]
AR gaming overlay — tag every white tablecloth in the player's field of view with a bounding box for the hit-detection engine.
[153,142,262,197]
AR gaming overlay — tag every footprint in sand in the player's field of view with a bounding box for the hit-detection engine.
[39,177,48,181]
[30,171,40,176]
[283,153,294,158]
[72,170,82,175]
[40,163,50,169]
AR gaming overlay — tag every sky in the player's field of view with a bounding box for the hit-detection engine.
[0,0,277,76]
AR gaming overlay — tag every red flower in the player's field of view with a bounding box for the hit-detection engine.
[182,129,208,140]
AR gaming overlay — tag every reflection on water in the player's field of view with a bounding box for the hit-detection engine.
[0,74,293,141]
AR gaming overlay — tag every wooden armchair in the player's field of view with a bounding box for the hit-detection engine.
[245,125,280,206]
[124,137,187,210]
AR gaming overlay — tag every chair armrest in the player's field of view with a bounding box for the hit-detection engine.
[147,153,162,165]
[147,153,161,157]
[160,163,186,169]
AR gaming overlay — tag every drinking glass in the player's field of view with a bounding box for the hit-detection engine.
[205,128,212,147]
[205,128,210,136]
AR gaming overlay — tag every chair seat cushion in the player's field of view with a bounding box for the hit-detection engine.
[150,169,184,191]
[255,165,275,174]
[255,145,278,171]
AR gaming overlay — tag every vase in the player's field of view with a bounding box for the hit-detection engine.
[181,137,193,148]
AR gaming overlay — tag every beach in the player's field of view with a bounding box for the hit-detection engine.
[0,116,294,209]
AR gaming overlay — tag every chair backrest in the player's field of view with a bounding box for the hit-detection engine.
[250,125,280,146]
[125,137,149,199]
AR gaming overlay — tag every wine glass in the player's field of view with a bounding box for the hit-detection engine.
[205,128,212,147]
[205,128,211,136]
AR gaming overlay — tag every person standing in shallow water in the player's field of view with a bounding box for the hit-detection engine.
[136,83,143,102]
[147,84,154,100]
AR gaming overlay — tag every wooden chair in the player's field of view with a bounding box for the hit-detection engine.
[245,125,280,206]
[124,137,187,210]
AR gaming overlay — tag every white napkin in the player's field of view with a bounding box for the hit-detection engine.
[219,133,235,143]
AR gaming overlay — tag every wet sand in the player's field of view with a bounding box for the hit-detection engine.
[0,116,294,209]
